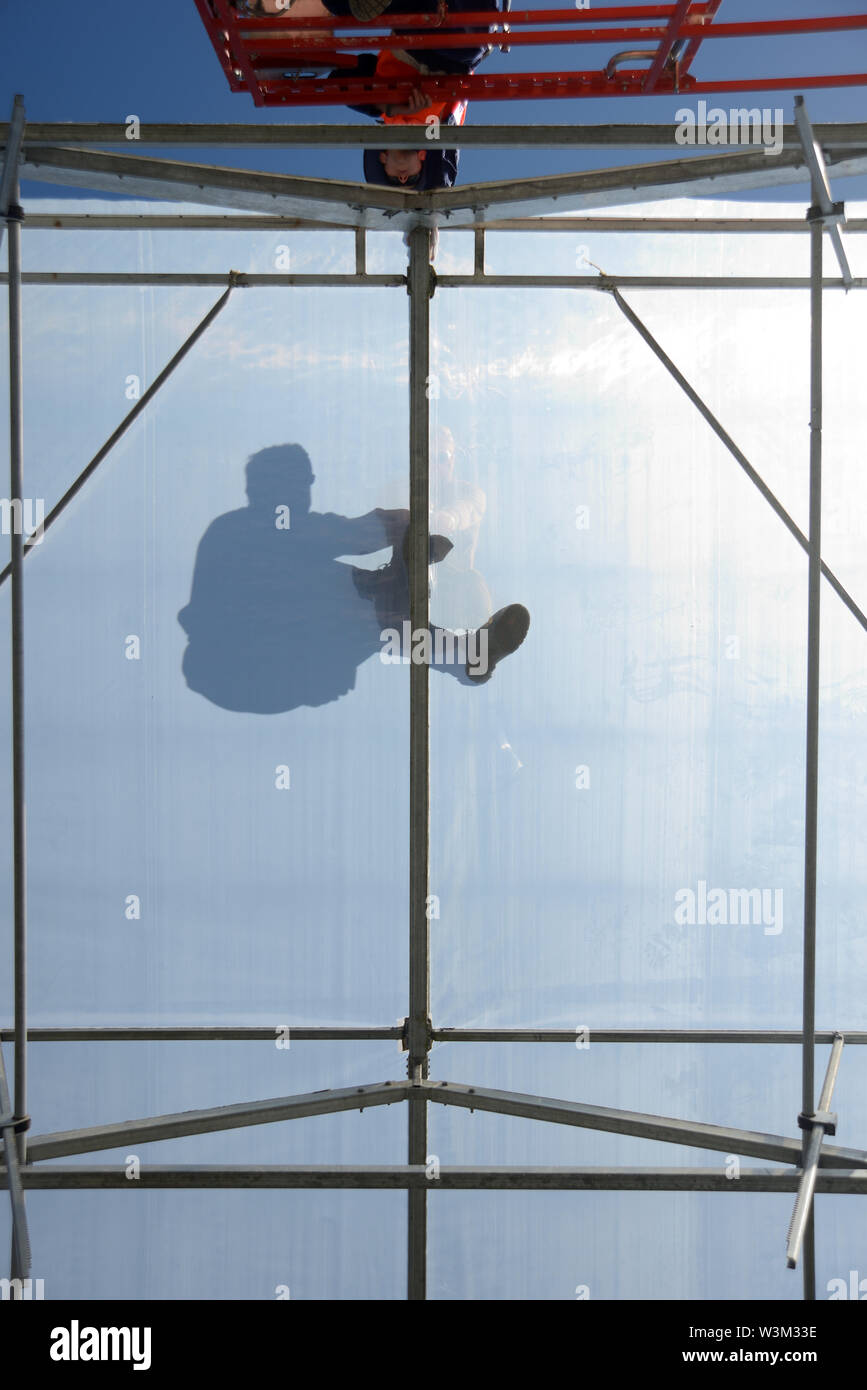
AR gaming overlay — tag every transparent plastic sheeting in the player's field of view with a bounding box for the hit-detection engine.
[428,260,867,1033]
[0,198,865,1300]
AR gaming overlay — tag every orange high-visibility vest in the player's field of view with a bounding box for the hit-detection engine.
[375,49,468,127]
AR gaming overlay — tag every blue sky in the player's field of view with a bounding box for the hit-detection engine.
[3,0,867,196]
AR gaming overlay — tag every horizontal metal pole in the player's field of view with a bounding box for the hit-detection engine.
[3,1026,866,1044]
[6,121,867,149]
[0,273,405,287]
[437,275,863,289]
[0,1026,403,1042]
[421,1081,867,1170]
[16,214,867,235]
[481,217,867,234]
[3,273,863,291]
[9,1164,867,1192]
[433,1028,867,1045]
[26,1081,410,1161]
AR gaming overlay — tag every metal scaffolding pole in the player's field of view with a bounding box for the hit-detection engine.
[800,142,825,1312]
[0,1044,30,1285]
[5,1025,867,1044]
[5,271,865,291]
[5,121,867,150]
[3,102,27,1204]
[15,214,867,234]
[0,96,25,258]
[406,225,433,1301]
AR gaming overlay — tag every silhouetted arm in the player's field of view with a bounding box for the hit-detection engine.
[320,507,409,557]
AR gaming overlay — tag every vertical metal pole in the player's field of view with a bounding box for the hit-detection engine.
[407,225,432,1301]
[7,169,27,1189]
[0,1043,31,1283]
[801,203,824,1302]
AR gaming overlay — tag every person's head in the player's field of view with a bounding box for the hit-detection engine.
[246,444,315,515]
[363,148,457,192]
[378,149,426,187]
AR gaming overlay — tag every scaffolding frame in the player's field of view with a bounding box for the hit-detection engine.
[2,102,867,1301]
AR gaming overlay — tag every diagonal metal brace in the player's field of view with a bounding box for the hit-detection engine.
[0,94,26,258]
[786,1034,845,1269]
[0,279,238,587]
[794,95,853,287]
[610,288,867,638]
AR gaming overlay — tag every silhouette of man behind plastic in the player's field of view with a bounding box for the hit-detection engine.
[178,443,529,714]
[178,444,398,713]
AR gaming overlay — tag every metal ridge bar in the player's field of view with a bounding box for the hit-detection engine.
[26,1081,411,1161]
[427,156,867,226]
[610,289,867,638]
[16,144,867,228]
[9,1164,867,1192]
[0,284,236,589]
[19,146,407,222]
[420,1081,867,1169]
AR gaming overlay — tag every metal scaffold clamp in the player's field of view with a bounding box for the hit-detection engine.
[797,1109,836,1136]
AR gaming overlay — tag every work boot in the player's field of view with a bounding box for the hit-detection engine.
[466,603,530,683]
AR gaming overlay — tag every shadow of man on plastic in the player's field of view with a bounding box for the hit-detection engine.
[178,444,528,714]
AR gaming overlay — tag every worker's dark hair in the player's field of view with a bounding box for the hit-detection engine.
[363,149,458,191]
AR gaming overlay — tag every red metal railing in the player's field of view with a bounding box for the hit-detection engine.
[194,0,867,108]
